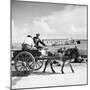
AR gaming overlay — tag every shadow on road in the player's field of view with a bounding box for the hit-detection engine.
[32,71,60,75]
[12,77,22,86]
[12,71,30,77]
[12,71,61,77]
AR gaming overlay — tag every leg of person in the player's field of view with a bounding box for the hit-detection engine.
[22,44,28,50]
[35,44,44,50]
[22,44,32,51]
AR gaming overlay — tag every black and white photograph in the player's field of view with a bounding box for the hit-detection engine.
[11,0,88,89]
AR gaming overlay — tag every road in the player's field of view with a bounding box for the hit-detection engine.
[12,63,87,89]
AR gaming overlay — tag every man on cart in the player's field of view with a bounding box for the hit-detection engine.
[22,35,35,50]
[22,34,47,56]
[33,33,46,49]
[33,33,47,56]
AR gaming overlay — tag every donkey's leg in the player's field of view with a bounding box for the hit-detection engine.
[61,61,65,74]
[43,60,50,73]
[43,61,48,73]
[50,61,56,73]
[69,63,74,73]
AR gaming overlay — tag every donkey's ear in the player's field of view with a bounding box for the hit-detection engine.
[57,48,61,53]
[57,49,59,53]
[57,50,60,53]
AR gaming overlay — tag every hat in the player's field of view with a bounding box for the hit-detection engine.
[36,33,40,36]
[27,35,32,37]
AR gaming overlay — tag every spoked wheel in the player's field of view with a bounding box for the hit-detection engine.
[34,60,44,71]
[14,51,35,74]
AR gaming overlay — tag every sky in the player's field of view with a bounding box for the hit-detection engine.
[12,0,87,43]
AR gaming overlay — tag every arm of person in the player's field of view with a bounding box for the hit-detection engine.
[39,39,47,46]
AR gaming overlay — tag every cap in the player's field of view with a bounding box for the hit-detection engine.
[36,33,40,36]
[27,35,32,37]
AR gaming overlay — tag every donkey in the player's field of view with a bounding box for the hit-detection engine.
[43,46,80,74]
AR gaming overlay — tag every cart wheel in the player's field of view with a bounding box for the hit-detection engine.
[14,51,35,74]
[34,60,43,71]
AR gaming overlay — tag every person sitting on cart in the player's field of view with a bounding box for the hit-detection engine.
[33,33,47,50]
[22,35,35,50]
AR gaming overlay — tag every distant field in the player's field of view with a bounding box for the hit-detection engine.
[47,43,87,55]
[12,43,88,56]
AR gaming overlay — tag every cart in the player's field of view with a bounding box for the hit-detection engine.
[12,49,57,74]
[11,47,87,74]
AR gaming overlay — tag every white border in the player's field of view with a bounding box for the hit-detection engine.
[0,0,89,90]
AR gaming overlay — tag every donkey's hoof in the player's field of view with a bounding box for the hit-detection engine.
[72,71,75,73]
[53,71,56,73]
[61,72,64,74]
[43,71,45,73]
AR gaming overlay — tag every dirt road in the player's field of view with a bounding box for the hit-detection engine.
[12,63,87,89]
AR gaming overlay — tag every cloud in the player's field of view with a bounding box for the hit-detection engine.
[12,5,87,43]
[12,20,31,43]
[12,20,18,42]
[33,17,56,34]
[31,6,87,39]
